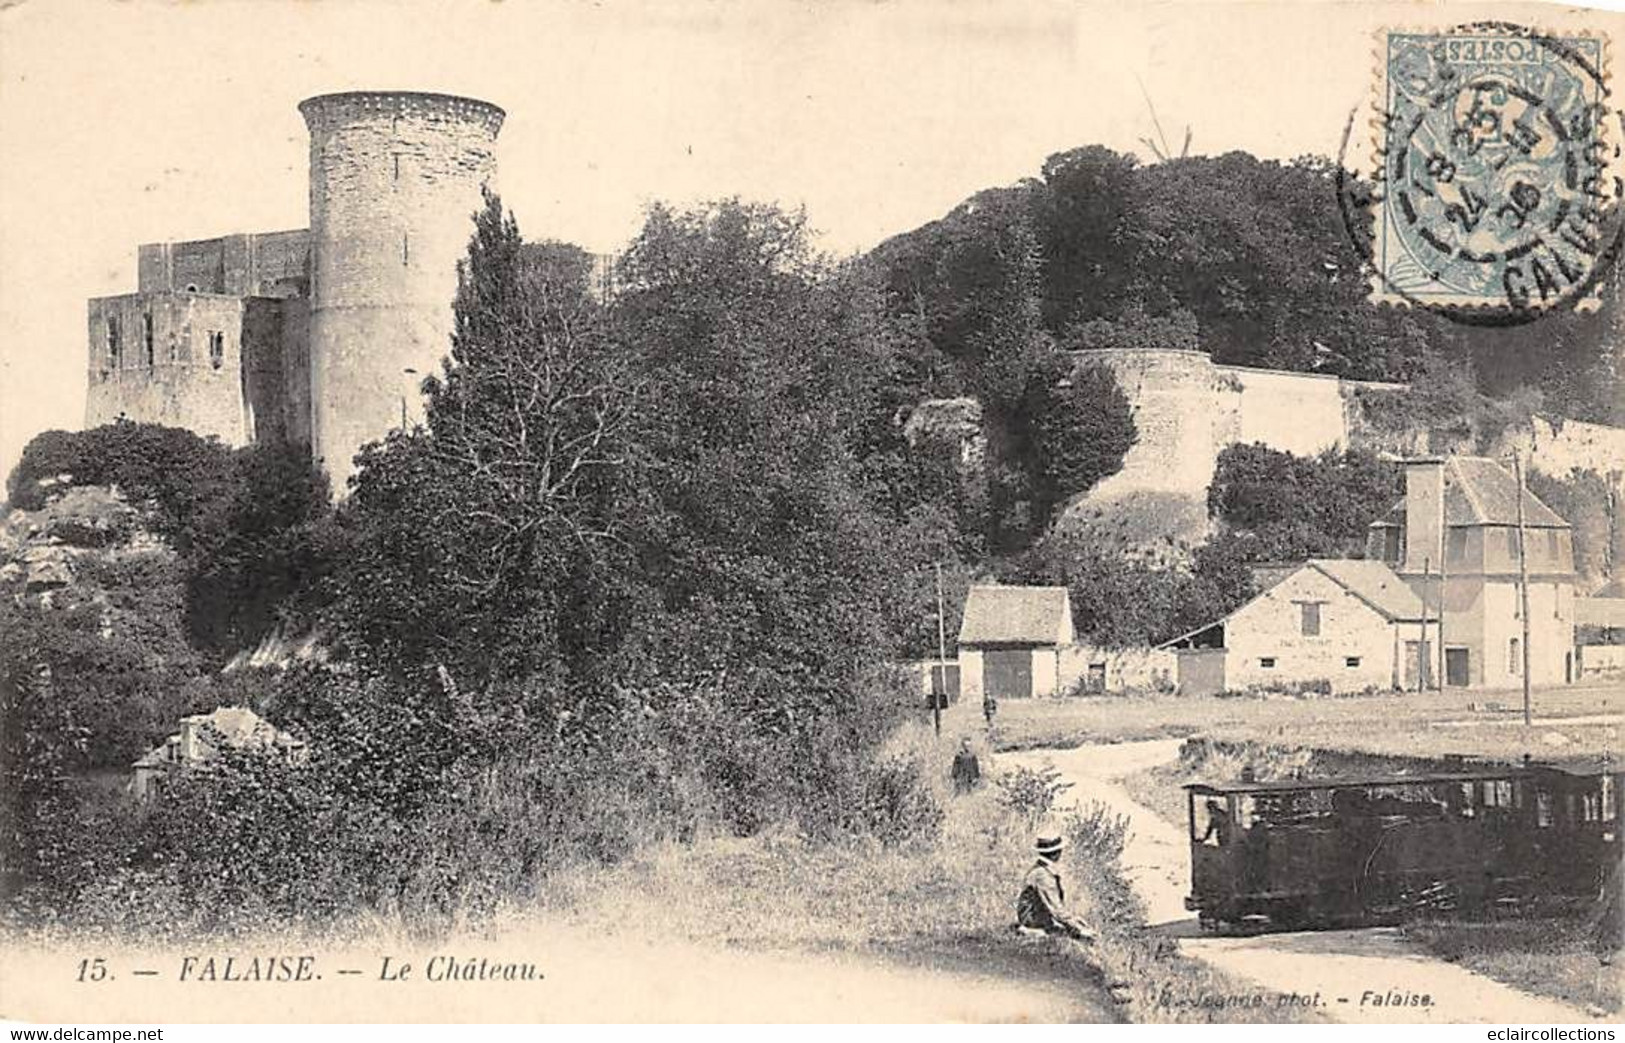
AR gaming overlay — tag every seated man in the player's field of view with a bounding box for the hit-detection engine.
[1016,836,1096,942]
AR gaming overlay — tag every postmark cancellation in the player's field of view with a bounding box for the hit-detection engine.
[1365,23,1624,317]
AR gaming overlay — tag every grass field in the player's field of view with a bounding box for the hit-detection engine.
[993,680,1621,764]
[538,751,1321,1024]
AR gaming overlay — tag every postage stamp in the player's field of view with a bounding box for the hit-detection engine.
[1366,23,1623,316]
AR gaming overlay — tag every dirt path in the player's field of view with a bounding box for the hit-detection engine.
[1003,741,1599,1024]
[0,926,1114,1024]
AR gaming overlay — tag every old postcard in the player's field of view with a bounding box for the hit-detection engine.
[1,0,1622,1030]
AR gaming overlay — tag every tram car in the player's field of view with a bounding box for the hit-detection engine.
[1183,758,1622,930]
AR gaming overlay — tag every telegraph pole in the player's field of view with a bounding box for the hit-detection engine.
[1514,454,1533,727]
[1437,466,1448,690]
[933,562,948,739]
[1419,556,1432,693]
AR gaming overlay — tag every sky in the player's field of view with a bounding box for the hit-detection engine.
[2,0,1620,481]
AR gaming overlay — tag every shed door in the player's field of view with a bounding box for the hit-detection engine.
[1177,649,1226,697]
[1445,648,1470,687]
[984,650,1033,699]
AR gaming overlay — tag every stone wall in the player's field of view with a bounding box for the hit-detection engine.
[1224,565,1401,692]
[138,230,310,297]
[1063,349,1408,552]
[86,291,303,449]
[85,292,252,444]
[1498,416,1625,481]
[1057,644,1177,693]
[302,91,503,491]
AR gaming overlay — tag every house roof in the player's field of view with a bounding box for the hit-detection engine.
[1371,456,1569,530]
[958,585,1073,646]
[1576,595,1625,629]
[1307,559,1425,622]
[133,706,304,771]
[1157,557,1420,649]
[1593,577,1625,599]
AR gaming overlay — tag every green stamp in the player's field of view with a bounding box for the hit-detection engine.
[1371,23,1621,317]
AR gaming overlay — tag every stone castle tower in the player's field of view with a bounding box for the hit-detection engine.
[301,92,503,489]
[86,91,504,494]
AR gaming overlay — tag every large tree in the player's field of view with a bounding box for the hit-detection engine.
[321,191,634,690]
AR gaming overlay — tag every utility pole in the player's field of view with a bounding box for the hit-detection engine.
[1437,466,1448,690]
[934,562,948,739]
[1419,556,1432,693]
[1514,453,1533,727]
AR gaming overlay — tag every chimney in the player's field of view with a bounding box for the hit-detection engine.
[1401,457,1446,575]
[179,716,202,762]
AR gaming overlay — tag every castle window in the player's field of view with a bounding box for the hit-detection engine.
[1345,656,1361,668]
[1508,637,1520,675]
[1259,657,1276,669]
[1299,602,1321,637]
[143,313,154,367]
[402,232,410,266]
[106,317,120,368]
[185,284,198,293]
[208,331,225,370]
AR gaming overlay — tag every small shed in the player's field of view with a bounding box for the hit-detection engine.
[131,706,307,801]
[958,585,1075,699]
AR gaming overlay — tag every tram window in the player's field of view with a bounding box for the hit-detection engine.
[1455,782,1476,817]
[1583,793,1602,823]
[1567,793,1579,824]
[1193,798,1228,845]
[1536,791,1553,828]
[1237,796,1257,830]
[1603,776,1616,822]
[1483,779,1515,808]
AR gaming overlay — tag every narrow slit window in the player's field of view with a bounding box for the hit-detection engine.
[143,313,154,367]
[208,331,225,370]
[106,317,120,367]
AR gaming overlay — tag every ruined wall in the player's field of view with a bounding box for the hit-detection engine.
[1499,416,1625,481]
[1063,349,1407,554]
[277,297,311,448]
[138,230,310,297]
[85,293,251,444]
[86,292,305,448]
[302,91,504,491]
[1222,365,1405,458]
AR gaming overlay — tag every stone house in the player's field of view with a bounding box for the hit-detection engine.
[1160,559,1426,694]
[1367,456,1577,687]
[131,706,307,801]
[958,585,1075,700]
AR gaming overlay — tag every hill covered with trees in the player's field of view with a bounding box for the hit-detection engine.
[869,147,1623,425]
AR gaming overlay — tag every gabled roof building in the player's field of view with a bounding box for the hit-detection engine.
[1367,456,1577,687]
[957,585,1075,700]
[1160,559,1426,694]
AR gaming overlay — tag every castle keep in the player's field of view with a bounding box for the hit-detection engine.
[87,91,504,491]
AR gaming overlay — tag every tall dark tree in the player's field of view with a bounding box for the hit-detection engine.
[322,191,635,689]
